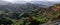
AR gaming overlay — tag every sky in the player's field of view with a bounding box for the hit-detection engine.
[3,0,60,1]
[2,0,60,1]
[0,0,60,3]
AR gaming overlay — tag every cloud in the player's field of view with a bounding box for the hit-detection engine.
[2,0,60,1]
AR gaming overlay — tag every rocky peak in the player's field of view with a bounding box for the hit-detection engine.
[51,4,60,11]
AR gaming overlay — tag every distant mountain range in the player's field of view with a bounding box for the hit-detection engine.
[0,1,11,5]
[29,1,59,6]
[0,1,59,13]
[0,1,59,6]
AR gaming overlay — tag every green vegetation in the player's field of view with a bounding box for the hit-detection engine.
[0,4,60,25]
[0,11,4,14]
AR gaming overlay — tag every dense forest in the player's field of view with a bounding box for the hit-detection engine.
[0,3,60,25]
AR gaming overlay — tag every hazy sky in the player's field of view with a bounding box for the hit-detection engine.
[0,0,60,3]
[2,0,60,2]
[3,0,60,1]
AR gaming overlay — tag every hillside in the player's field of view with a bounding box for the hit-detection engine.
[0,3,60,25]
[0,3,48,13]
[41,3,60,25]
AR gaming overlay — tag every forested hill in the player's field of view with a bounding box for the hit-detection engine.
[0,2,60,25]
[0,3,48,13]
